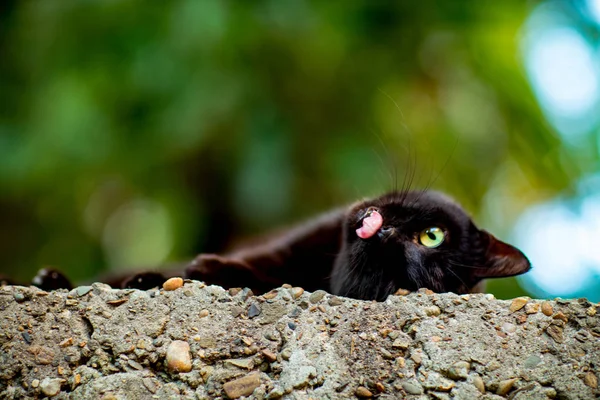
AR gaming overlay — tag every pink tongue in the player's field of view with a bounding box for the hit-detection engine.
[356,210,383,239]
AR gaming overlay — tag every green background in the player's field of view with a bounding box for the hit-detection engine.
[1,1,597,299]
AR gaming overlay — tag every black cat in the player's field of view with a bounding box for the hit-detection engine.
[186,190,531,300]
[12,190,531,301]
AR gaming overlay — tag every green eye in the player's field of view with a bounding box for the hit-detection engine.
[419,227,445,248]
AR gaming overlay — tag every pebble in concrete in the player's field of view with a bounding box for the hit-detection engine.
[222,372,260,399]
[40,378,62,397]
[166,340,192,373]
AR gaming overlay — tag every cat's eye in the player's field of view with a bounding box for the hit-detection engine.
[419,227,445,248]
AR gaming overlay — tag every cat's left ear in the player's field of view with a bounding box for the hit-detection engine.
[474,231,531,278]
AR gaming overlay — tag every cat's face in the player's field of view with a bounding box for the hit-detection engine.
[331,191,531,300]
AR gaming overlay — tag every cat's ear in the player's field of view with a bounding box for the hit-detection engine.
[475,231,531,278]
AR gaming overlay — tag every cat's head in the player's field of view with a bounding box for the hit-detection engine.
[330,191,531,300]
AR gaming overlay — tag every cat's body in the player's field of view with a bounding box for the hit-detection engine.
[186,190,531,300]
[7,190,531,300]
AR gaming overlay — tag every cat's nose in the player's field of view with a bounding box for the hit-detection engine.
[378,226,396,239]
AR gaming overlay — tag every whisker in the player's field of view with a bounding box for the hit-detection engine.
[447,260,488,270]
[369,130,396,193]
[443,265,468,289]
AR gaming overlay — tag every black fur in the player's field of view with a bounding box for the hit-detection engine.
[9,190,531,301]
[331,191,530,300]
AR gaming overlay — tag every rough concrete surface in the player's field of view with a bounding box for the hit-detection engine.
[0,281,599,399]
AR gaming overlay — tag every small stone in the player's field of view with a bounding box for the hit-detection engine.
[230,306,244,318]
[574,330,590,343]
[402,382,423,395]
[142,378,158,394]
[229,287,242,296]
[410,352,422,365]
[263,289,278,300]
[222,372,260,399]
[375,382,385,392]
[392,338,410,349]
[261,349,277,362]
[242,287,254,300]
[501,323,517,334]
[40,377,62,397]
[29,345,55,365]
[394,288,411,296]
[266,386,284,399]
[553,311,568,322]
[496,378,517,395]
[587,306,597,316]
[31,379,39,388]
[309,290,327,304]
[380,348,394,359]
[524,355,542,369]
[199,309,209,318]
[509,297,529,312]
[195,336,216,349]
[248,303,261,318]
[425,306,441,316]
[524,303,539,314]
[59,337,73,347]
[546,325,564,343]
[163,277,183,291]
[335,381,349,392]
[287,322,296,330]
[355,386,373,398]
[541,301,553,316]
[22,332,32,344]
[128,359,143,370]
[328,296,343,306]
[75,286,92,297]
[290,287,304,299]
[447,361,470,380]
[584,371,598,388]
[472,376,485,393]
[225,358,254,370]
[281,348,292,361]
[288,307,301,318]
[486,361,501,372]
[264,330,279,341]
[106,298,128,306]
[166,340,192,373]
[13,292,25,302]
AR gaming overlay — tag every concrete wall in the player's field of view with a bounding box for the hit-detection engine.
[0,281,598,399]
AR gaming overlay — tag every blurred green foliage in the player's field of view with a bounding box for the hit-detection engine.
[0,1,582,297]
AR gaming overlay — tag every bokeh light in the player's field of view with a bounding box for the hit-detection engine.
[1,1,599,301]
[516,0,600,301]
[522,4,600,138]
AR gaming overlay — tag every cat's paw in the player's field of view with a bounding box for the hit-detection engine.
[185,254,257,289]
[121,272,166,290]
[32,268,73,291]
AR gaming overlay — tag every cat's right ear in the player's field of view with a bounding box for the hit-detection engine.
[475,231,531,279]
